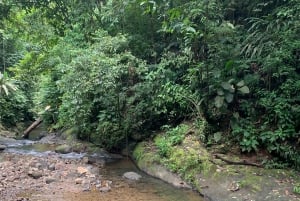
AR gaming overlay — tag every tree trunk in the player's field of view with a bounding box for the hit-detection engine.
[22,118,43,138]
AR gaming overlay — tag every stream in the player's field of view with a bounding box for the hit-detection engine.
[0,132,203,201]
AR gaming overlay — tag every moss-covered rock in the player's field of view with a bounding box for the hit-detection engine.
[55,144,72,154]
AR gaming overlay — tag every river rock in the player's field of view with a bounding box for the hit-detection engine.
[48,163,55,171]
[45,177,56,184]
[28,170,43,179]
[0,144,6,151]
[123,172,142,180]
[75,178,83,184]
[99,186,111,192]
[55,144,72,154]
[77,166,89,175]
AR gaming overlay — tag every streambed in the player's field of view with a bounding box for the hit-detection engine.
[0,137,203,201]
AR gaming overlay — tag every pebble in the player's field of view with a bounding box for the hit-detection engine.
[45,177,56,184]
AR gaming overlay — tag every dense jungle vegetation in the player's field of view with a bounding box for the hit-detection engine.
[0,0,299,169]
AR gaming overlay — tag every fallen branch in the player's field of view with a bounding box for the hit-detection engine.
[22,106,51,139]
[22,117,43,138]
[214,154,263,168]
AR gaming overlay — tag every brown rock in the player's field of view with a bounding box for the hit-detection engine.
[75,178,83,184]
[77,166,88,175]
[28,170,43,179]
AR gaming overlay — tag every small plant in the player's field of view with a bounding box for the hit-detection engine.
[293,183,300,195]
[155,136,171,157]
[155,124,189,157]
[214,79,250,108]
[166,124,188,145]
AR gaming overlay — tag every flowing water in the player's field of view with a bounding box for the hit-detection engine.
[1,134,204,201]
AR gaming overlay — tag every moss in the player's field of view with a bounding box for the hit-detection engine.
[133,121,213,186]
[61,127,79,140]
[239,174,263,192]
[132,142,146,161]
[133,141,161,166]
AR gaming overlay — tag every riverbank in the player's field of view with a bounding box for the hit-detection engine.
[132,122,300,201]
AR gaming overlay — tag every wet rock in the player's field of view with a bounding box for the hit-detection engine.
[123,172,142,181]
[85,156,105,166]
[0,144,6,151]
[55,144,72,154]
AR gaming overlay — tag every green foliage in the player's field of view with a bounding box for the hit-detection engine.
[214,79,250,108]
[0,87,30,126]
[167,147,201,181]
[0,71,17,96]
[1,0,300,169]
[294,183,300,195]
[155,124,189,157]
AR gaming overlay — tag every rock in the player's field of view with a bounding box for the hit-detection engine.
[75,178,83,184]
[48,163,55,171]
[0,130,16,138]
[55,144,72,154]
[123,172,142,181]
[77,166,89,175]
[45,177,56,184]
[28,170,43,179]
[99,186,111,192]
[35,163,42,169]
[82,157,89,164]
[82,185,90,192]
[82,180,91,191]
[0,144,6,151]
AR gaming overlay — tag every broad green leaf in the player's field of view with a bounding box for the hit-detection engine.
[221,82,232,90]
[228,78,235,84]
[212,69,221,78]
[214,132,222,143]
[225,60,234,70]
[226,22,235,29]
[238,86,250,94]
[237,80,245,87]
[225,93,234,103]
[214,96,224,108]
[233,112,240,119]
[217,89,224,96]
